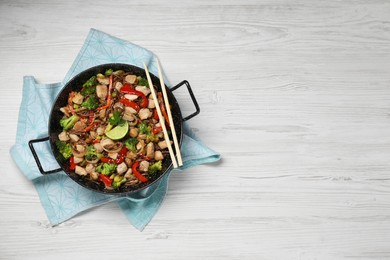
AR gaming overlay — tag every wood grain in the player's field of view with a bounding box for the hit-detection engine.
[1,0,390,259]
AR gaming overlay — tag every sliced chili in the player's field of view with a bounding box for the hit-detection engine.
[99,174,112,187]
[119,98,140,111]
[120,88,148,108]
[100,147,128,164]
[132,161,148,182]
[69,157,76,170]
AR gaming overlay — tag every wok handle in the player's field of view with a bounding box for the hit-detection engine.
[171,80,200,121]
[28,137,62,175]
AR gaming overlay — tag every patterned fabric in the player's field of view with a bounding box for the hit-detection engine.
[10,29,220,231]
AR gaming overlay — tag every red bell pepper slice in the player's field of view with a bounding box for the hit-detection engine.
[99,174,112,187]
[119,98,140,111]
[153,109,159,120]
[152,126,162,135]
[120,88,148,108]
[100,147,128,164]
[120,83,134,92]
[69,157,76,170]
[157,92,169,126]
[132,161,148,182]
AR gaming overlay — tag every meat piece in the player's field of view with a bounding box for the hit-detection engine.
[154,150,164,161]
[125,75,137,84]
[138,108,152,120]
[139,161,150,172]
[116,162,128,175]
[58,131,69,141]
[135,86,150,96]
[96,84,108,99]
[146,142,155,159]
[69,134,79,142]
[72,93,84,104]
[75,166,87,176]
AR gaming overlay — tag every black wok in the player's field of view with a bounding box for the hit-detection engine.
[29,63,199,195]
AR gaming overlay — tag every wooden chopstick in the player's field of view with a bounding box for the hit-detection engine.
[143,63,178,168]
[156,58,183,166]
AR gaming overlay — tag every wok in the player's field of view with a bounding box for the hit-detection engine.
[29,63,199,195]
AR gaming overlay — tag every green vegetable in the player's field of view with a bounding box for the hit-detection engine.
[96,163,117,176]
[112,175,127,188]
[113,70,124,75]
[137,77,149,88]
[85,145,100,161]
[124,138,138,152]
[81,94,100,110]
[148,161,162,179]
[138,122,158,142]
[60,115,80,131]
[138,122,150,135]
[109,111,125,126]
[105,69,113,76]
[55,140,72,159]
[80,76,98,96]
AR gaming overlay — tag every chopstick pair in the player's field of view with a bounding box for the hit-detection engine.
[143,60,183,168]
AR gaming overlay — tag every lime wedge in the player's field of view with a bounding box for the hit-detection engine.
[105,121,129,140]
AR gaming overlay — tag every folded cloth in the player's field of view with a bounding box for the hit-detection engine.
[10,29,220,231]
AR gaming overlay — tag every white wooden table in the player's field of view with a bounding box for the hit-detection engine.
[1,1,390,259]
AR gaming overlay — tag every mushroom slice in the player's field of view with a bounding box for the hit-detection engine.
[101,138,123,153]
[72,143,87,158]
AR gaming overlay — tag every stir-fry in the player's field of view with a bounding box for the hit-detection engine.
[56,69,171,190]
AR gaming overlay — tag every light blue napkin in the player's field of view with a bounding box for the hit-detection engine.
[10,29,220,231]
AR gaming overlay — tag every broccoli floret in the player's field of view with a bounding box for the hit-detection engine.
[80,76,98,96]
[60,115,80,131]
[148,161,162,179]
[112,175,127,188]
[55,140,72,159]
[138,122,150,135]
[124,138,138,152]
[137,122,159,142]
[81,94,100,110]
[137,77,149,88]
[104,69,113,76]
[96,163,117,176]
[85,145,99,161]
